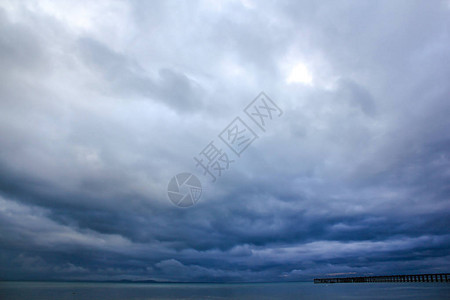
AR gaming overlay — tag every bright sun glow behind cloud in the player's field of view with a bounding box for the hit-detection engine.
[287,62,313,85]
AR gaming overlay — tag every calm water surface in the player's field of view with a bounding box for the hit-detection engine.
[0,281,449,300]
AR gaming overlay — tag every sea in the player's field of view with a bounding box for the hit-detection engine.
[0,281,449,300]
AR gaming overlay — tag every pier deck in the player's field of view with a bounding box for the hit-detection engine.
[314,273,449,284]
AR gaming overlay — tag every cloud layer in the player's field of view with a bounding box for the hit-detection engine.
[0,0,449,282]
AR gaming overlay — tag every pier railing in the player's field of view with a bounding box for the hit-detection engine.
[314,273,449,283]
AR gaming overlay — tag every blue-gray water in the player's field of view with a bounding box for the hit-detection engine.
[1,281,449,300]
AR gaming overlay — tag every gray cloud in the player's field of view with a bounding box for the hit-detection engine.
[0,0,449,282]
[78,37,205,112]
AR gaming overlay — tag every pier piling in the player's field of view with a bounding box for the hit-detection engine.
[314,273,450,284]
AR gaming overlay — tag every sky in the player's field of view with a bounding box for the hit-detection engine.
[0,0,449,282]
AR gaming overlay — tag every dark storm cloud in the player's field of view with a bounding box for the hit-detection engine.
[0,0,449,282]
[78,37,205,112]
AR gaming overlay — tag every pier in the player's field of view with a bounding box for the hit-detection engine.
[314,273,449,284]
